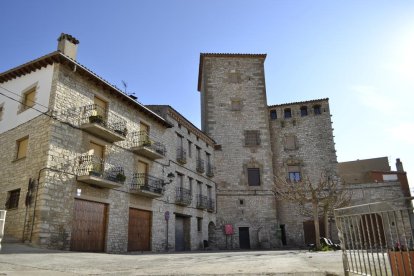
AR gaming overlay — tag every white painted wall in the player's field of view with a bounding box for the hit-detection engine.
[0,64,54,133]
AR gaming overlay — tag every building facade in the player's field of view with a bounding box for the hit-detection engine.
[0,34,216,253]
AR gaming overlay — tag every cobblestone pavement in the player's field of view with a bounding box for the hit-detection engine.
[0,243,344,275]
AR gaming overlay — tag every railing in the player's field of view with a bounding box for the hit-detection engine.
[196,158,205,173]
[196,194,208,209]
[175,187,192,205]
[80,104,127,137]
[76,155,126,183]
[206,163,214,177]
[334,198,414,276]
[176,147,187,164]
[207,198,215,212]
[132,131,166,156]
[130,173,163,195]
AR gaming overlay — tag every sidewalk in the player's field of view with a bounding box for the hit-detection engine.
[0,243,344,275]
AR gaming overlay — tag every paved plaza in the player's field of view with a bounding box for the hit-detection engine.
[0,243,344,275]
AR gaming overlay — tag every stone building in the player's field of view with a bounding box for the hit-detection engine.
[0,34,216,253]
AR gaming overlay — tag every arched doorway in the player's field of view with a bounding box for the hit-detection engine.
[208,222,216,249]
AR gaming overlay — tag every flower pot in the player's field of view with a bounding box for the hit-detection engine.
[89,115,103,125]
[115,173,126,183]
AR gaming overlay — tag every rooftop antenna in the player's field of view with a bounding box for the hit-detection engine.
[121,80,128,94]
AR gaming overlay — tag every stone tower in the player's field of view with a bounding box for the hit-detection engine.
[198,53,278,249]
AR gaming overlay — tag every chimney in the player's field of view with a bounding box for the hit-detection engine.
[396,158,404,172]
[57,33,79,60]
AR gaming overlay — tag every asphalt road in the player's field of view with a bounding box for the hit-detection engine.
[0,243,344,275]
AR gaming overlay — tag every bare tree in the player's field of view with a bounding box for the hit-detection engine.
[273,173,351,249]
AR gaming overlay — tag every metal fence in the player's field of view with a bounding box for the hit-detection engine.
[334,198,414,275]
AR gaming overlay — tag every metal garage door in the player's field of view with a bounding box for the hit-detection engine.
[128,208,151,251]
[71,199,107,252]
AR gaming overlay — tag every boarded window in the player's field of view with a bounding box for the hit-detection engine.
[248,168,261,186]
[244,130,260,146]
[284,108,292,118]
[285,135,297,150]
[6,189,20,209]
[16,136,29,159]
[300,106,308,116]
[231,99,242,111]
[288,166,301,182]
[270,110,277,120]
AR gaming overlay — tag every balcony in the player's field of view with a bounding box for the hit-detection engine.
[196,194,208,209]
[196,158,205,173]
[131,131,166,160]
[207,198,215,212]
[76,155,126,189]
[176,147,187,164]
[175,187,192,206]
[206,163,214,177]
[79,104,127,143]
[130,173,164,198]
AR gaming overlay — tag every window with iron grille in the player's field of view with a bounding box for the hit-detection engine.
[247,168,261,186]
[6,189,20,209]
[244,130,260,146]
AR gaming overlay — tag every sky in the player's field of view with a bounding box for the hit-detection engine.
[1,0,413,188]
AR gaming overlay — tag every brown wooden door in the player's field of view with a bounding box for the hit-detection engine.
[128,208,151,251]
[71,199,107,252]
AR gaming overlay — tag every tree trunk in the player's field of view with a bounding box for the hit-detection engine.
[313,201,321,248]
[324,210,329,239]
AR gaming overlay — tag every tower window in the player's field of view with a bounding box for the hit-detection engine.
[313,105,321,115]
[270,110,277,120]
[284,108,292,119]
[300,106,308,117]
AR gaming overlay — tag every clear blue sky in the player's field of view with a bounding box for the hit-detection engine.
[1,0,413,186]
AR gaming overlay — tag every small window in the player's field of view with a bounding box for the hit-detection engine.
[20,87,36,113]
[231,99,242,111]
[285,135,297,150]
[239,199,245,205]
[197,217,203,232]
[313,105,321,115]
[247,168,261,186]
[270,110,277,120]
[244,130,260,146]
[284,108,292,119]
[6,189,20,209]
[300,106,308,117]
[188,140,192,158]
[288,166,301,182]
[0,103,4,121]
[16,136,29,159]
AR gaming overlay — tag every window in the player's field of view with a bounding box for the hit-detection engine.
[288,166,301,182]
[0,103,4,121]
[300,106,308,117]
[313,105,321,115]
[247,168,261,186]
[244,130,260,146]
[93,96,107,117]
[21,87,36,112]
[6,189,20,209]
[270,110,277,120]
[188,177,193,194]
[177,173,184,188]
[197,217,203,232]
[284,108,292,119]
[285,135,297,150]
[188,140,192,158]
[16,136,29,159]
[197,181,202,195]
[239,199,245,205]
[231,99,242,111]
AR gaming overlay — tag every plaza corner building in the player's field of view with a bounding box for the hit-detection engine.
[0,34,409,252]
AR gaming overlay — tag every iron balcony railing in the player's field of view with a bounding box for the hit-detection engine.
[130,173,164,195]
[207,198,215,212]
[196,194,208,209]
[206,163,214,177]
[176,147,187,164]
[196,158,205,173]
[132,131,166,156]
[175,187,192,205]
[77,155,126,183]
[80,104,128,137]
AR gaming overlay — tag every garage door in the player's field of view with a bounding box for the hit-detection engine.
[128,208,151,251]
[71,199,107,252]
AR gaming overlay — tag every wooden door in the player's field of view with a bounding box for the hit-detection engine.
[71,199,107,252]
[239,227,251,249]
[137,161,148,174]
[94,96,107,117]
[90,142,104,158]
[128,208,151,251]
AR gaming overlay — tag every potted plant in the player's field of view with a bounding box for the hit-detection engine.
[89,115,104,125]
[89,163,102,177]
[115,172,126,183]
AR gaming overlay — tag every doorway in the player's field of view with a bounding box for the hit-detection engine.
[239,227,250,249]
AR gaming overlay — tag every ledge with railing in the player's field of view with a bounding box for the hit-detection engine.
[207,198,215,212]
[196,158,205,173]
[175,187,192,206]
[206,163,214,177]
[79,104,128,142]
[176,147,187,164]
[130,173,164,197]
[131,131,166,159]
[76,155,126,188]
[196,194,208,209]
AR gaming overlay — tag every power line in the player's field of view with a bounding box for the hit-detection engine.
[0,85,50,109]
